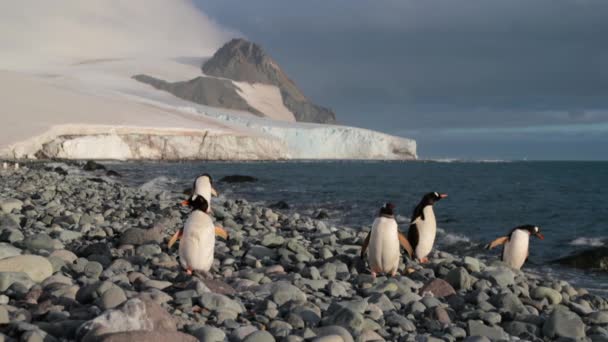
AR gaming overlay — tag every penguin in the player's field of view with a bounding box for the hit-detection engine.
[168,195,228,275]
[181,173,218,213]
[485,224,544,270]
[406,192,448,263]
[360,203,414,278]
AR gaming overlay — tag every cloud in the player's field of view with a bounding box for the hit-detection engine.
[0,0,233,69]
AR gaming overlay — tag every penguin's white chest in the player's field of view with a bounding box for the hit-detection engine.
[414,206,437,259]
[503,229,529,270]
[367,217,401,274]
[179,211,215,272]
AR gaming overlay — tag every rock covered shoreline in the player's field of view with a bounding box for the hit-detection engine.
[0,163,607,342]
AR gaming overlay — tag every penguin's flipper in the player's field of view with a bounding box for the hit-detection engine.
[360,231,371,259]
[215,226,229,240]
[407,224,419,255]
[398,233,414,258]
[211,187,219,197]
[168,228,183,248]
[485,236,509,250]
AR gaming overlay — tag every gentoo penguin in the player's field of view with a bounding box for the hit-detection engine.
[406,192,448,263]
[485,224,544,270]
[182,173,218,213]
[360,203,414,278]
[168,195,228,275]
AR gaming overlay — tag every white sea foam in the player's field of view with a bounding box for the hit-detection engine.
[570,237,605,247]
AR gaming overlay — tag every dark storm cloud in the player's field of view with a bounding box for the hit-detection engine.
[195,0,608,159]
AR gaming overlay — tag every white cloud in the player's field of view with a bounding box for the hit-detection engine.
[0,0,232,69]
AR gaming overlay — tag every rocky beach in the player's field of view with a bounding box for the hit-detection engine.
[0,162,607,342]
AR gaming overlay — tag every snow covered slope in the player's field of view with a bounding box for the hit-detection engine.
[0,1,416,161]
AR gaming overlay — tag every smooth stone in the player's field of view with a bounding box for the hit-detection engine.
[243,330,275,342]
[0,305,8,324]
[0,271,34,291]
[84,262,104,279]
[258,281,306,306]
[543,308,586,339]
[0,255,53,282]
[99,331,197,342]
[23,233,56,251]
[419,279,456,298]
[588,311,608,325]
[77,298,177,342]
[464,256,482,272]
[0,243,21,259]
[503,321,540,338]
[467,320,508,340]
[484,266,515,288]
[314,326,354,342]
[199,293,244,315]
[192,326,226,342]
[99,286,127,310]
[445,267,473,290]
[531,286,563,305]
[490,292,525,314]
[0,199,23,214]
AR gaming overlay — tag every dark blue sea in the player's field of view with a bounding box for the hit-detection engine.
[107,160,608,294]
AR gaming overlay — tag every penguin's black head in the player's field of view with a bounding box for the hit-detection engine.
[379,202,396,217]
[190,195,209,213]
[520,224,544,240]
[420,192,448,206]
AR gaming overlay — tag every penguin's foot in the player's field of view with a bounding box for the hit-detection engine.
[186,268,193,276]
[371,272,377,280]
[390,271,398,277]
[419,257,429,264]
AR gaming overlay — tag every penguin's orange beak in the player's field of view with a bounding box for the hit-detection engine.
[439,193,448,199]
[181,199,190,206]
[535,232,545,240]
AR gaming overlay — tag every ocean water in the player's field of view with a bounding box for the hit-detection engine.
[106,160,608,294]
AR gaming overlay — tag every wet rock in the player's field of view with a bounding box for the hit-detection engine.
[484,266,515,288]
[270,201,290,210]
[445,267,473,291]
[83,160,106,171]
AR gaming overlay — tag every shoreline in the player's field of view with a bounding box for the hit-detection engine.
[0,163,607,341]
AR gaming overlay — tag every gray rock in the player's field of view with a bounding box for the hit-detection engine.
[230,326,258,341]
[0,305,9,324]
[23,233,56,251]
[99,286,127,310]
[192,326,226,342]
[135,244,162,258]
[367,293,395,312]
[258,281,306,306]
[445,267,473,291]
[247,245,277,259]
[588,311,608,325]
[314,326,354,342]
[484,266,515,288]
[0,228,24,243]
[120,222,164,246]
[84,261,103,279]
[0,255,53,282]
[490,292,525,314]
[199,293,244,318]
[503,321,540,338]
[98,331,197,342]
[463,337,491,342]
[328,281,349,298]
[543,308,586,339]
[77,298,177,342]
[464,256,482,272]
[0,242,21,259]
[261,233,285,248]
[467,320,508,340]
[419,278,456,298]
[58,230,83,242]
[0,199,23,214]
[243,330,276,342]
[0,271,34,291]
[531,286,562,305]
[323,305,365,335]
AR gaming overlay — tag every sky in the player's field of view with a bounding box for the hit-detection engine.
[195,0,608,160]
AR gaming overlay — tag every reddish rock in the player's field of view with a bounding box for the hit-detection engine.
[419,279,456,298]
[100,331,197,342]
